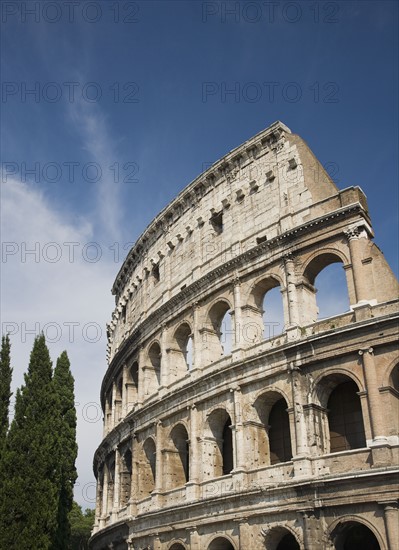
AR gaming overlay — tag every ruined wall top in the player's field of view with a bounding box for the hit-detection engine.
[106,121,372,364]
[112,121,341,300]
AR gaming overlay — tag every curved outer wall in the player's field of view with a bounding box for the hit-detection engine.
[90,122,399,550]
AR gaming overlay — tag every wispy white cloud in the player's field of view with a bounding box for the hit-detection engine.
[1,177,117,507]
[68,98,124,243]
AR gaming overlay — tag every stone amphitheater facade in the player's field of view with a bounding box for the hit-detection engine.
[90,121,399,550]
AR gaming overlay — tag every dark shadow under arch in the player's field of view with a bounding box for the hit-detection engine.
[207,409,234,477]
[332,521,380,550]
[170,423,190,484]
[208,537,235,550]
[328,380,366,452]
[269,398,292,464]
[263,526,301,550]
[276,533,300,550]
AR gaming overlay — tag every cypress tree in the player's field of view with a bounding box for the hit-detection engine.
[51,351,78,550]
[0,334,12,455]
[0,334,59,549]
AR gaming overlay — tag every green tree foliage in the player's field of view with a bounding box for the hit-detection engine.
[52,351,78,548]
[69,502,95,550]
[0,334,12,455]
[51,351,78,550]
[0,335,76,550]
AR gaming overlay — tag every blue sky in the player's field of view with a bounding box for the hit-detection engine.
[1,0,398,507]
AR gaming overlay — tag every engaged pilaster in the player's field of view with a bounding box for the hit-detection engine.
[345,222,375,307]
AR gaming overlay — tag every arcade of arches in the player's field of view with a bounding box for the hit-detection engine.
[91,123,399,550]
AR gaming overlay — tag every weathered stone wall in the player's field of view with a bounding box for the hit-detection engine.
[90,122,399,550]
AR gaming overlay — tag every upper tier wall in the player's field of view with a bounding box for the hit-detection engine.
[106,122,358,363]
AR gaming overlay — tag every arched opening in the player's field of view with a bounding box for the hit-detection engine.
[333,521,380,550]
[115,376,123,422]
[126,360,139,411]
[205,409,234,478]
[146,342,161,396]
[208,537,235,550]
[106,454,115,512]
[222,419,233,474]
[105,390,112,432]
[141,438,156,497]
[387,363,399,437]
[263,526,301,550]
[220,309,233,355]
[169,544,186,550]
[167,424,190,489]
[269,398,292,465]
[303,253,350,323]
[119,447,132,507]
[243,277,283,345]
[276,533,300,550]
[314,263,350,319]
[97,466,104,516]
[328,380,366,452]
[262,286,285,339]
[251,392,292,468]
[171,323,193,381]
[389,363,399,392]
[203,301,232,363]
[186,336,193,370]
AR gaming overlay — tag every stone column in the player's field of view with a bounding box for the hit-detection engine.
[192,302,202,371]
[186,405,201,500]
[138,346,145,404]
[101,464,109,519]
[284,254,299,327]
[300,510,324,550]
[104,397,110,436]
[111,381,117,430]
[160,324,169,389]
[238,518,251,548]
[289,364,309,456]
[152,533,161,550]
[129,435,138,515]
[187,526,201,550]
[232,277,242,355]
[122,364,129,417]
[189,405,200,482]
[94,471,103,529]
[113,447,120,514]
[228,388,238,472]
[382,502,399,550]
[232,386,246,470]
[154,421,163,493]
[345,224,374,305]
[290,364,312,478]
[359,348,385,441]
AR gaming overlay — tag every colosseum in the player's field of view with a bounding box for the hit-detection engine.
[90,121,399,550]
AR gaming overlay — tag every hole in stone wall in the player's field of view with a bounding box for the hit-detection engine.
[210,211,223,234]
[152,263,160,283]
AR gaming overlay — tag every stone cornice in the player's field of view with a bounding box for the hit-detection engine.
[112,121,291,298]
[94,304,398,471]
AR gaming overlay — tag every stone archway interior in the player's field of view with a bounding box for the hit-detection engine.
[335,521,380,550]
[208,537,235,550]
[276,532,300,550]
